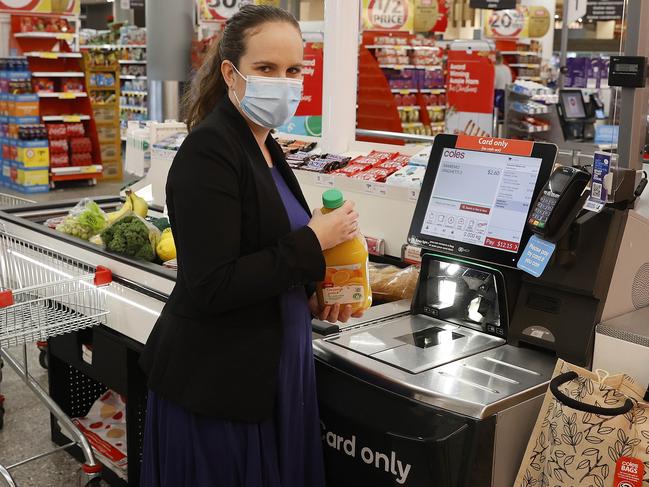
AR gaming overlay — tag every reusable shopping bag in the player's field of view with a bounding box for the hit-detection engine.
[514,359,649,487]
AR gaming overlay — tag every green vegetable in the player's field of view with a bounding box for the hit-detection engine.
[55,200,107,241]
[151,217,170,232]
[76,201,107,235]
[101,215,157,261]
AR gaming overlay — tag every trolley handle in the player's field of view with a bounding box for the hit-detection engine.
[0,266,112,309]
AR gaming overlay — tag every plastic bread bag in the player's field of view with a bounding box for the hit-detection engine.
[55,198,108,241]
[369,263,420,303]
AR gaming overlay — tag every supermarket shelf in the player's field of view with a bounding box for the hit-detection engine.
[391,88,445,94]
[88,66,119,72]
[24,51,82,59]
[14,32,75,40]
[118,60,146,65]
[517,76,543,81]
[120,105,148,112]
[32,71,85,77]
[88,86,117,91]
[509,63,541,68]
[93,103,118,108]
[122,91,147,97]
[500,51,540,56]
[365,45,439,51]
[511,105,549,115]
[427,105,445,110]
[380,64,442,71]
[51,165,103,175]
[42,114,90,122]
[81,44,146,50]
[120,75,147,80]
[510,124,549,133]
[401,122,424,128]
[397,106,418,111]
[38,92,87,99]
[94,119,119,125]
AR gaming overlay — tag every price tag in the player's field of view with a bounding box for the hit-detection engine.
[56,33,74,41]
[408,188,419,202]
[62,116,81,122]
[364,182,388,197]
[314,173,334,188]
[59,93,77,99]
[40,52,58,59]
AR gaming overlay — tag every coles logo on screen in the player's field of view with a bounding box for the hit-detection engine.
[443,149,465,159]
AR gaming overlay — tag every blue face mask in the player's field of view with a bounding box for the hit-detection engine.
[231,64,303,129]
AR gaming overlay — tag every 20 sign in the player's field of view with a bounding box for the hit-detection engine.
[363,0,413,31]
[487,8,525,38]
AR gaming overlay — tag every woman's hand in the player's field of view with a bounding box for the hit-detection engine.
[308,293,364,324]
[307,201,359,251]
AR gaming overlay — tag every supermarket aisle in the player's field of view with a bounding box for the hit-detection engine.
[0,345,109,487]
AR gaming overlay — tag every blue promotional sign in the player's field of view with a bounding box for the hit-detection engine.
[517,234,556,278]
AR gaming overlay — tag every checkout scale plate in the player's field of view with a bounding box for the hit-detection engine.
[326,314,504,373]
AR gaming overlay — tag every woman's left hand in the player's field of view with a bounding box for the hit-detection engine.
[308,293,364,323]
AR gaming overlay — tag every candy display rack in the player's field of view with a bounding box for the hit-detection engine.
[357,31,447,144]
[82,48,121,180]
[80,43,147,140]
[496,40,543,83]
[10,13,103,188]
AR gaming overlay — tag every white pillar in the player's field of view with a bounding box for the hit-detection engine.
[321,0,360,154]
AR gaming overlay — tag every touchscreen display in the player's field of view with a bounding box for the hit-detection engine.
[420,148,543,253]
[561,91,586,119]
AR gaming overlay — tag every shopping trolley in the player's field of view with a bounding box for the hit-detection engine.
[0,228,112,486]
[0,194,48,372]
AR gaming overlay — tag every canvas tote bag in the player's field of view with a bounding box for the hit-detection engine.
[514,359,649,487]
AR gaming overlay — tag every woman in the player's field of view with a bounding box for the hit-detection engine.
[139,5,362,487]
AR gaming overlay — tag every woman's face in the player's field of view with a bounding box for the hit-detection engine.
[224,21,304,108]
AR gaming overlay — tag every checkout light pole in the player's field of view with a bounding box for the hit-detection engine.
[617,0,649,171]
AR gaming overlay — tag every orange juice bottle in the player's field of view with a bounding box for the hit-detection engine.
[316,189,372,314]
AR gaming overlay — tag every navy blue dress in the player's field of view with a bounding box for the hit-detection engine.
[140,166,326,487]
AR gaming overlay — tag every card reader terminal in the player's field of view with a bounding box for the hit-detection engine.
[528,165,590,239]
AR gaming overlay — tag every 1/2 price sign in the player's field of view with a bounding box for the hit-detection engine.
[363,0,414,32]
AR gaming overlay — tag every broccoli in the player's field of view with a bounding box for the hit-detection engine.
[101,215,156,261]
[151,217,170,232]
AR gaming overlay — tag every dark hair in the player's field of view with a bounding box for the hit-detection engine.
[183,5,300,131]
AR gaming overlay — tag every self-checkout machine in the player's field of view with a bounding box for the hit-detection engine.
[314,133,566,487]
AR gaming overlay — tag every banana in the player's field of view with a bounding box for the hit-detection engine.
[127,190,149,218]
[106,197,133,224]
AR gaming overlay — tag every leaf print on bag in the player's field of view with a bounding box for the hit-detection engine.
[547,451,575,482]
[578,451,607,484]
[562,413,584,452]
[522,469,538,487]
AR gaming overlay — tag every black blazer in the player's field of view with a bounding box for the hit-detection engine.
[139,96,326,421]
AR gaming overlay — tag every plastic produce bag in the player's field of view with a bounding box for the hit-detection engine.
[100,213,161,262]
[369,263,419,303]
[55,198,108,241]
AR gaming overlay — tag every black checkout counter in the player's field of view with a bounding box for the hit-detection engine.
[312,134,639,486]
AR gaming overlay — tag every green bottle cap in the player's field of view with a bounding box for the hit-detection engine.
[322,189,344,209]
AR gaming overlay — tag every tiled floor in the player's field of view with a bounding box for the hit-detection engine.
[0,179,128,486]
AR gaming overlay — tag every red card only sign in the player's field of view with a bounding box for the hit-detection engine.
[446,50,495,136]
[295,42,323,117]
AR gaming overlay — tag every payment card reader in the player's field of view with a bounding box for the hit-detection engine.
[527,166,590,240]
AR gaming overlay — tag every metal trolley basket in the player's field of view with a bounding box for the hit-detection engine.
[0,228,113,487]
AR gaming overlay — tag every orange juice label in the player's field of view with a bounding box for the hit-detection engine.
[321,264,365,305]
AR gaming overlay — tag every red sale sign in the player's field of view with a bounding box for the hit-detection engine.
[295,42,323,117]
[446,50,495,136]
